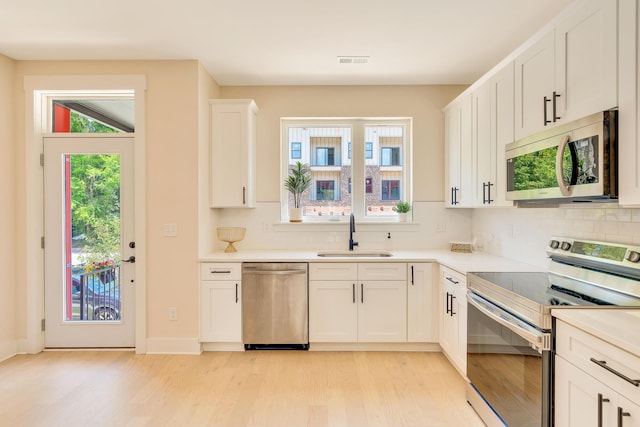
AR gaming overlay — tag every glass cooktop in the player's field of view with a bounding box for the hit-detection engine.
[468,271,614,308]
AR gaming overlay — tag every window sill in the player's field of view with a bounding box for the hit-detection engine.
[273,221,420,232]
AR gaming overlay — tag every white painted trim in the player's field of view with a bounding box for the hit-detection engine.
[146,338,202,355]
[0,340,19,363]
[201,342,245,352]
[23,75,147,354]
[309,342,441,352]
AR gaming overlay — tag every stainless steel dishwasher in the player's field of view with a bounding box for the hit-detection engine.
[242,263,308,349]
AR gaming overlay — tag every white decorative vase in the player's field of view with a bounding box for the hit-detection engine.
[289,207,303,222]
[398,213,407,222]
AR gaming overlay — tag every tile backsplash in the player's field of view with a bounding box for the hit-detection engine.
[207,201,640,271]
[473,203,640,268]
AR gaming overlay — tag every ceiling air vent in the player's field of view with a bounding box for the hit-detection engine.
[337,56,370,64]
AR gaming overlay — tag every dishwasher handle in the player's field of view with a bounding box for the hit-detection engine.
[242,269,307,276]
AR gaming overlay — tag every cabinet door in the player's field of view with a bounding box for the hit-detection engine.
[309,281,357,342]
[619,0,640,206]
[358,281,407,342]
[472,81,492,206]
[407,263,435,342]
[555,356,617,427]
[444,95,472,207]
[618,396,640,427]
[555,0,617,123]
[490,62,515,207]
[200,281,242,342]
[210,100,257,208]
[514,31,555,140]
[439,280,458,359]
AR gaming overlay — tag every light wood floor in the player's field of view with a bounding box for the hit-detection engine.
[0,350,484,427]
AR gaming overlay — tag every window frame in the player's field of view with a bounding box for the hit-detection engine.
[281,118,412,222]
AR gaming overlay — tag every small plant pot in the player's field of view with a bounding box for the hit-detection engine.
[289,207,303,222]
[398,213,407,222]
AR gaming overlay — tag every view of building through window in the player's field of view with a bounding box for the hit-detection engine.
[283,120,409,219]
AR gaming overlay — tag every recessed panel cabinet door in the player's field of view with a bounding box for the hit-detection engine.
[200,281,242,342]
[407,263,435,343]
[309,281,358,342]
[514,31,555,140]
[358,281,407,342]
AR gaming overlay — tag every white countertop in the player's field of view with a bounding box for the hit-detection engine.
[199,249,546,274]
[553,308,640,357]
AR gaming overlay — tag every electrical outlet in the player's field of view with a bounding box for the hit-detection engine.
[168,307,178,321]
[164,223,178,237]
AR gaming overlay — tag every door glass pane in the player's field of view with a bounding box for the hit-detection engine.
[66,154,122,321]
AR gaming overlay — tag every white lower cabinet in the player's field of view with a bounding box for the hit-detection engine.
[407,263,436,342]
[439,265,467,375]
[555,320,640,427]
[309,262,413,343]
[200,263,242,343]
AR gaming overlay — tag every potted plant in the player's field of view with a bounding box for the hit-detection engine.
[284,161,311,222]
[395,201,411,222]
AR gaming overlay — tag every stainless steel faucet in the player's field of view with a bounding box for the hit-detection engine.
[349,213,358,251]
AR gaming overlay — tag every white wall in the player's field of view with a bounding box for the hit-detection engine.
[0,54,16,360]
[473,204,640,268]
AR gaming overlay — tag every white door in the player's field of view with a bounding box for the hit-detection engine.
[44,135,135,348]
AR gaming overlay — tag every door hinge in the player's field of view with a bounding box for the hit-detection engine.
[41,318,45,331]
[41,236,45,249]
[40,153,44,166]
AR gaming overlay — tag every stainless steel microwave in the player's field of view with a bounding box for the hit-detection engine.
[506,111,617,203]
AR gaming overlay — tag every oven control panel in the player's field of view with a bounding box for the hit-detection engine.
[547,237,640,269]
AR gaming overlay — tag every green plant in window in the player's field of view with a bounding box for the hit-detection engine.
[284,161,311,208]
[395,201,411,213]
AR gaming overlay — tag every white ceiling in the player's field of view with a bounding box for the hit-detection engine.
[0,0,574,86]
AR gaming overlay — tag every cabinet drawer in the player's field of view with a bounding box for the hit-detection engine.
[440,266,466,287]
[358,263,407,281]
[556,320,640,402]
[310,263,357,281]
[200,263,242,281]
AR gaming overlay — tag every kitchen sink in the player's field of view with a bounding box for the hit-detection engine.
[317,250,393,257]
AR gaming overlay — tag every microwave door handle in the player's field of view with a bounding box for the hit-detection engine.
[555,135,579,196]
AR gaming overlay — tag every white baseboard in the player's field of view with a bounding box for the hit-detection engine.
[309,342,441,352]
[145,337,202,355]
[0,339,19,363]
[201,342,245,352]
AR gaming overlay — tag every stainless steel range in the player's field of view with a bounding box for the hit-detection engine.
[466,237,640,427]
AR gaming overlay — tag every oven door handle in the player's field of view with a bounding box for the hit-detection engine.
[467,293,551,352]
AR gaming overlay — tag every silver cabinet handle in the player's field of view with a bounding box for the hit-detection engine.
[210,270,231,274]
[590,358,640,387]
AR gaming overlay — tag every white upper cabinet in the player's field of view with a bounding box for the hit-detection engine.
[515,0,618,140]
[444,94,472,207]
[514,31,556,140]
[209,99,258,208]
[619,0,640,206]
[472,62,515,207]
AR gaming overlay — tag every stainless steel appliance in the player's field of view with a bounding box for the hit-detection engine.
[506,111,617,203]
[242,263,309,349]
[466,237,640,427]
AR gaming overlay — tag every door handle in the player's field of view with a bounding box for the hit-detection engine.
[122,256,136,263]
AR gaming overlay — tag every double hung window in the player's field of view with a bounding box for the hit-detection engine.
[282,118,411,221]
